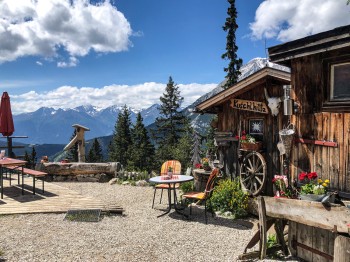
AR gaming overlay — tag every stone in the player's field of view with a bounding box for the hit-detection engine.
[109,178,118,185]
[122,181,130,185]
[135,180,148,187]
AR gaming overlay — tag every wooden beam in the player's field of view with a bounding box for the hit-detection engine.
[294,138,338,147]
[262,196,350,234]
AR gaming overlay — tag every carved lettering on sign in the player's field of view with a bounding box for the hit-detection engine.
[230,99,268,114]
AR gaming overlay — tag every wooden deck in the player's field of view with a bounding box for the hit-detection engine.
[0,176,123,215]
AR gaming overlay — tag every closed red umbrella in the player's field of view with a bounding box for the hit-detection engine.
[0,92,14,136]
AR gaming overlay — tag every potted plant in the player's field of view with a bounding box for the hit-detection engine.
[202,158,211,171]
[167,166,173,178]
[298,172,330,201]
[236,131,262,151]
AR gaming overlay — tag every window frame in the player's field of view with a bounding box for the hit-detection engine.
[322,55,350,111]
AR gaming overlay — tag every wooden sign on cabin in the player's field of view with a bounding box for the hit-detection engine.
[230,98,268,114]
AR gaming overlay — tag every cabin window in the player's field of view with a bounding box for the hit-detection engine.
[330,62,350,101]
[323,55,350,111]
[248,119,264,141]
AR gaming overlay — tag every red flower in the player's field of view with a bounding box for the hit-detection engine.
[308,172,317,179]
[195,163,202,169]
[272,178,277,183]
[235,135,239,139]
[299,172,307,181]
[241,135,246,140]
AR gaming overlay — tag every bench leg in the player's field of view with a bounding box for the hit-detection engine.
[33,176,36,195]
[42,178,44,194]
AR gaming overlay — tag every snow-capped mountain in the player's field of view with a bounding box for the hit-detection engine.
[12,58,289,146]
[13,104,161,144]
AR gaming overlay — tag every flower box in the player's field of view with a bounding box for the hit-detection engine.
[299,194,326,202]
[240,141,262,151]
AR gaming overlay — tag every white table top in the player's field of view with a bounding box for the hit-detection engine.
[149,175,193,184]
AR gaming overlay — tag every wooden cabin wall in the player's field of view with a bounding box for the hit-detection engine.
[217,81,285,195]
[290,52,350,193]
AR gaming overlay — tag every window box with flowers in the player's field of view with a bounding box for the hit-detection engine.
[236,131,262,151]
[298,172,330,202]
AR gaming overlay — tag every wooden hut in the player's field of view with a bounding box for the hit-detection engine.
[268,25,350,195]
[197,26,350,261]
[196,59,291,195]
[265,25,350,261]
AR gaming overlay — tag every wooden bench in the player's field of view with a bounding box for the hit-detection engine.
[5,166,47,195]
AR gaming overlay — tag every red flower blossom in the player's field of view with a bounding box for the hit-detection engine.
[299,172,307,181]
[195,163,202,169]
[241,135,246,140]
[308,172,317,179]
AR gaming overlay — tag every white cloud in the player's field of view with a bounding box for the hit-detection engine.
[0,0,132,64]
[250,0,350,41]
[57,56,79,68]
[36,61,43,66]
[10,82,217,114]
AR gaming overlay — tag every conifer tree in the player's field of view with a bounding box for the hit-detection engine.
[24,150,32,168]
[222,0,242,89]
[128,113,155,171]
[67,129,78,162]
[31,146,37,168]
[153,76,185,165]
[109,105,132,167]
[173,117,194,170]
[87,138,103,163]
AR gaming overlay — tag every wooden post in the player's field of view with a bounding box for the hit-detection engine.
[258,196,267,259]
[63,124,90,162]
[334,235,350,262]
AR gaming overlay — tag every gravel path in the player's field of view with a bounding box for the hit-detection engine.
[0,182,296,261]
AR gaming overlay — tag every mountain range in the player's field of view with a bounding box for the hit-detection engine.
[10,58,290,159]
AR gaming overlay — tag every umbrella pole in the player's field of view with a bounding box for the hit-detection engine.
[7,136,14,158]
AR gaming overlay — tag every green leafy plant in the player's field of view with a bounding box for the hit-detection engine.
[180,181,194,194]
[267,234,278,248]
[299,172,330,195]
[208,178,249,218]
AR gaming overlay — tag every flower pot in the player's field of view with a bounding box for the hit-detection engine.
[240,142,262,151]
[299,194,326,202]
[203,166,211,171]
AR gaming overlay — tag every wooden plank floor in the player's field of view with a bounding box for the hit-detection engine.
[0,176,121,215]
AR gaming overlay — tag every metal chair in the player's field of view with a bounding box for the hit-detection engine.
[182,168,219,224]
[152,160,181,208]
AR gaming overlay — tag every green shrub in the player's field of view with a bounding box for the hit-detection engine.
[180,181,194,193]
[208,178,249,218]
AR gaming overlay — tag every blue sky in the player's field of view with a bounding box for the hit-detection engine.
[0,0,349,114]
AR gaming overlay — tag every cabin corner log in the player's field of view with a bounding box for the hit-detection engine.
[37,162,122,175]
[260,196,350,234]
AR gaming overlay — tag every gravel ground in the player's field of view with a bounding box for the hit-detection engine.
[0,182,298,262]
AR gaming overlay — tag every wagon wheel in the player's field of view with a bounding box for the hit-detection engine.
[240,151,267,196]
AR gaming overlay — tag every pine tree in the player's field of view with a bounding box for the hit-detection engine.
[109,105,132,167]
[128,113,155,172]
[87,138,103,163]
[173,117,194,171]
[191,131,203,168]
[67,129,78,162]
[23,150,32,168]
[31,146,37,168]
[153,76,186,165]
[222,0,242,89]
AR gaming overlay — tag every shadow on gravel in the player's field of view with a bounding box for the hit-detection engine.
[168,209,255,230]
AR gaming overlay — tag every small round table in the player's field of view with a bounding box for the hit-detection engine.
[149,175,193,218]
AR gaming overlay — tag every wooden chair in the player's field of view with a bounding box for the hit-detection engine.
[182,168,219,224]
[152,160,181,208]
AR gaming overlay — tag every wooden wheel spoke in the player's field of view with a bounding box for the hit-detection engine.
[247,159,254,169]
[255,176,263,185]
[255,164,263,173]
[255,172,265,176]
